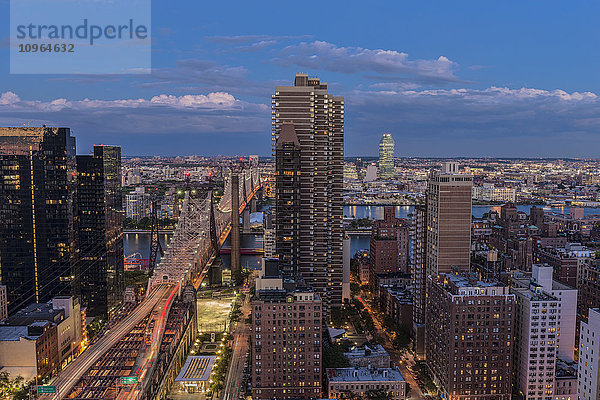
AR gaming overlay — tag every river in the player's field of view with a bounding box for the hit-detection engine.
[124,204,597,268]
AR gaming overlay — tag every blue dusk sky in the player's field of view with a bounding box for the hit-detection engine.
[1,1,599,157]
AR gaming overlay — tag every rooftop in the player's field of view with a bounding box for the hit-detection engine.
[327,367,404,383]
[175,356,216,382]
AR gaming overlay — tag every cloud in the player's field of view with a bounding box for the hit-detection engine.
[0,91,269,141]
[344,86,600,157]
[273,41,459,83]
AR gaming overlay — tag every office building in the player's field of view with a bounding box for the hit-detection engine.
[0,127,76,314]
[378,133,395,180]
[76,145,124,316]
[426,271,514,400]
[272,74,344,307]
[578,308,600,400]
[251,267,323,399]
[327,367,406,400]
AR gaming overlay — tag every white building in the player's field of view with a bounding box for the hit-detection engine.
[263,228,276,258]
[365,164,378,182]
[472,183,516,203]
[578,308,600,400]
[126,186,150,221]
[511,265,578,400]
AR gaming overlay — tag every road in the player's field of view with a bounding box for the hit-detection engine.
[356,295,425,400]
[222,292,250,400]
[42,284,172,400]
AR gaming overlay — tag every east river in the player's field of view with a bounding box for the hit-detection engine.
[124,204,600,268]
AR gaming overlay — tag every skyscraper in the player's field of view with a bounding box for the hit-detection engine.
[75,145,124,316]
[0,127,76,314]
[378,133,395,180]
[425,162,473,276]
[413,162,472,359]
[272,74,344,307]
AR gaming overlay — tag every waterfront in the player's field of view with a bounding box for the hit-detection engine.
[124,204,600,268]
[344,204,600,220]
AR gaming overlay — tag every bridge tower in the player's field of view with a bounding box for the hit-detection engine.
[230,171,242,285]
[148,200,164,276]
[208,186,223,286]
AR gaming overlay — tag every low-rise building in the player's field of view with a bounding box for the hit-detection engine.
[0,321,58,379]
[327,367,406,400]
[343,344,390,369]
[553,359,577,400]
[379,285,412,330]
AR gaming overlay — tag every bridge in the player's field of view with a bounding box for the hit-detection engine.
[43,164,261,400]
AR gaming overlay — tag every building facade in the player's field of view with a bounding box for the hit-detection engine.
[369,207,410,282]
[76,145,124,316]
[327,367,406,400]
[578,308,600,400]
[0,127,76,314]
[426,272,514,400]
[377,133,395,180]
[272,74,344,307]
[251,288,323,399]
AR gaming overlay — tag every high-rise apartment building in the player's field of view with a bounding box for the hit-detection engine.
[251,262,323,399]
[578,308,600,400]
[577,258,600,322]
[126,186,150,222]
[426,271,514,400]
[0,127,76,314]
[510,265,577,400]
[76,145,124,316]
[425,162,473,277]
[272,74,344,307]
[378,133,395,180]
[411,204,427,359]
[413,162,473,359]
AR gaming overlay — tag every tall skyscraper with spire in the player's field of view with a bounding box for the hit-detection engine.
[378,133,395,179]
[272,74,344,307]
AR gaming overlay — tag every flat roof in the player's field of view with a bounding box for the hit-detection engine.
[327,367,404,383]
[175,356,216,382]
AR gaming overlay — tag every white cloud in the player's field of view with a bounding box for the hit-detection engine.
[273,40,458,82]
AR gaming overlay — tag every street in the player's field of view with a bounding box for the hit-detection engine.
[222,292,251,400]
[41,285,171,400]
[356,295,425,400]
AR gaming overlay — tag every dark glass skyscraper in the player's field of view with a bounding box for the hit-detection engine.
[0,127,76,313]
[76,145,124,316]
[272,74,344,307]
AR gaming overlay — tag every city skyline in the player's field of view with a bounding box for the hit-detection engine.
[1,1,600,157]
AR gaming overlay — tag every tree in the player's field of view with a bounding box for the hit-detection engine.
[364,389,392,400]
[323,343,351,368]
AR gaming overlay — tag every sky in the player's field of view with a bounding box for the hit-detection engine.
[1,0,599,157]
